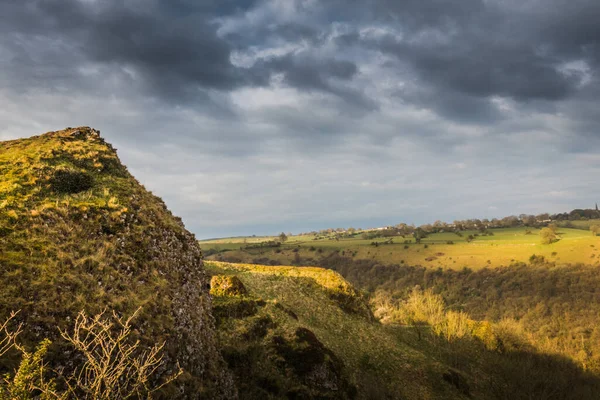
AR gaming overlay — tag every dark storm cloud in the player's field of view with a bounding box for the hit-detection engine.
[253,53,375,109]
[225,23,319,49]
[263,54,357,90]
[0,0,261,103]
[382,36,577,101]
[400,88,503,124]
[329,0,600,122]
[2,0,600,237]
[2,0,599,113]
[535,1,600,65]
[372,0,485,28]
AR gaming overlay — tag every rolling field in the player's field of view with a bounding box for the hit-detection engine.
[200,227,600,270]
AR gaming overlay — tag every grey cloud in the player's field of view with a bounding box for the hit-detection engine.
[372,0,486,28]
[391,78,504,125]
[330,0,600,122]
[252,52,377,110]
[2,0,600,237]
[534,2,600,65]
[225,23,319,49]
[395,40,577,101]
[264,54,357,90]
[0,0,258,103]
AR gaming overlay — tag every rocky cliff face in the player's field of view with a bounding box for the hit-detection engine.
[0,127,236,398]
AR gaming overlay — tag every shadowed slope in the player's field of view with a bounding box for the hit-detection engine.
[206,261,600,400]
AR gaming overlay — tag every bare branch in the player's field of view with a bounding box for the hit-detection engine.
[59,307,182,399]
[0,310,22,357]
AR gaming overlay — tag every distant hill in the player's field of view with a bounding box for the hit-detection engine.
[0,127,235,398]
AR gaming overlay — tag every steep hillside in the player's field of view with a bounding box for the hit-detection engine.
[0,127,235,398]
[206,261,600,399]
[206,261,465,399]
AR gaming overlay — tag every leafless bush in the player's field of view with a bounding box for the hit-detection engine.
[59,307,182,399]
[0,308,181,400]
[0,311,21,357]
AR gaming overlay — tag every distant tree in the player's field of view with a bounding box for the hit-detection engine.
[537,213,550,221]
[433,220,447,232]
[520,214,536,227]
[540,227,558,244]
[501,216,520,227]
[590,224,600,236]
[529,254,547,264]
[419,224,434,233]
[278,232,288,242]
[413,228,427,244]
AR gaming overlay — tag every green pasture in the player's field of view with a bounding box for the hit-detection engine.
[201,227,600,270]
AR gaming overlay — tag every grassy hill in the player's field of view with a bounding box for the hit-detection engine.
[204,228,600,378]
[205,261,600,399]
[0,127,234,398]
[200,227,600,269]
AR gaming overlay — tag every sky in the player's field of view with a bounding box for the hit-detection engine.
[1,0,600,238]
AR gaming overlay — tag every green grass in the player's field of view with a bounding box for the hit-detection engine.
[206,261,471,399]
[202,227,600,270]
[206,261,600,399]
[0,127,234,397]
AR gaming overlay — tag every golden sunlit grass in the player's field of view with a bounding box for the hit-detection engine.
[205,261,465,399]
[201,227,600,269]
[207,261,600,399]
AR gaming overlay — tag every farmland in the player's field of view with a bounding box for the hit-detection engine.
[199,225,600,270]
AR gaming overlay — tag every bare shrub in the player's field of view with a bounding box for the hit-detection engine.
[0,308,181,400]
[59,308,182,399]
[0,311,21,357]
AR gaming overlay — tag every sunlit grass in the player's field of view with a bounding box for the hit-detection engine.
[201,227,600,269]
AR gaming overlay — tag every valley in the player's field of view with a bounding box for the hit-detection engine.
[2,127,600,399]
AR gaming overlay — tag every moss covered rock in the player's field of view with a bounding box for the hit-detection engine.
[211,275,248,297]
[0,127,236,399]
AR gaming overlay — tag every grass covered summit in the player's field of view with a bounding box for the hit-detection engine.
[0,127,235,399]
